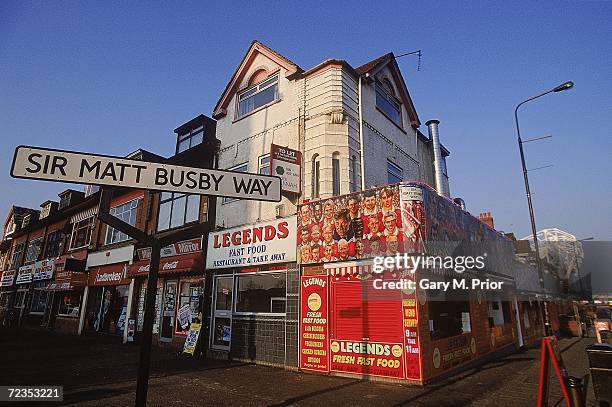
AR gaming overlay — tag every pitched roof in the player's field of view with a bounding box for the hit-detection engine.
[213,41,302,119]
[355,53,394,75]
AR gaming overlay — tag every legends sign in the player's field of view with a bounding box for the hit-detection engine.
[11,146,281,202]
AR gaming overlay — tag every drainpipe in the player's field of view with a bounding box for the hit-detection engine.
[358,75,366,190]
[78,285,89,335]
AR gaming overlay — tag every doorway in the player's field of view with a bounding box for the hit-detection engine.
[211,275,233,351]
[160,279,177,342]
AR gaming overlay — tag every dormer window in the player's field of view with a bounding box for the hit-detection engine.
[58,193,71,210]
[177,124,204,154]
[21,214,32,229]
[375,79,402,127]
[237,74,278,118]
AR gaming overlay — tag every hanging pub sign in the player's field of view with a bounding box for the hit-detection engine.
[16,264,35,284]
[11,146,281,202]
[33,259,55,281]
[206,216,297,269]
[270,144,301,194]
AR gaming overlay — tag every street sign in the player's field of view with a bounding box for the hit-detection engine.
[11,146,281,202]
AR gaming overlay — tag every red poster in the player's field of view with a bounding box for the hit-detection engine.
[299,275,329,372]
[330,340,405,379]
[402,279,422,380]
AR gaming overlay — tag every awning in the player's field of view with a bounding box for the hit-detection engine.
[128,253,202,278]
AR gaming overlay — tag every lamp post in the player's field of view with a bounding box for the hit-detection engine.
[514,81,574,336]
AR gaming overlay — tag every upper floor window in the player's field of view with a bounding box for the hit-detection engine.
[10,242,25,270]
[258,154,270,175]
[177,124,204,154]
[44,230,63,258]
[237,74,278,118]
[387,160,402,184]
[70,217,94,250]
[157,193,200,231]
[24,237,43,264]
[332,153,340,196]
[105,199,141,245]
[375,81,402,127]
[223,163,248,204]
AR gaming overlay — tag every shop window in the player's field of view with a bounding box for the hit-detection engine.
[222,163,248,204]
[157,192,200,231]
[14,290,28,309]
[387,160,402,184]
[44,230,63,258]
[58,291,82,317]
[487,297,512,327]
[235,272,286,314]
[69,217,94,250]
[105,198,141,244]
[0,292,11,308]
[237,74,279,118]
[175,280,203,335]
[177,124,204,154]
[428,301,471,341]
[375,80,402,127]
[259,154,270,175]
[24,237,43,264]
[30,281,49,314]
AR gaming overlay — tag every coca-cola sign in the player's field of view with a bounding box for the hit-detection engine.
[137,237,202,261]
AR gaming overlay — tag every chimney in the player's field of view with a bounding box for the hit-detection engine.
[425,119,450,198]
[478,212,494,229]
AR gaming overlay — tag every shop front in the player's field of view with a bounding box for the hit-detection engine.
[83,246,133,338]
[206,216,299,367]
[20,258,57,327]
[127,237,205,347]
[45,252,88,334]
[0,270,17,326]
[296,183,523,384]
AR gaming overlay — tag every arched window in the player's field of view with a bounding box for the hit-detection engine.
[332,152,340,196]
[248,69,269,86]
[311,154,320,199]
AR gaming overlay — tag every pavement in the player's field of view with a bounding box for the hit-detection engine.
[0,328,598,406]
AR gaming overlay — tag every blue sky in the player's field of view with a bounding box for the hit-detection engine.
[1,1,611,239]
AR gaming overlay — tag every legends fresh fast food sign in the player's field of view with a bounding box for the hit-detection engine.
[11,146,281,202]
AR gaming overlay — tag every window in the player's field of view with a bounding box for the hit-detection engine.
[258,154,270,175]
[105,199,140,244]
[428,300,471,340]
[10,242,25,270]
[237,74,278,118]
[177,124,204,154]
[311,154,320,199]
[387,160,402,184]
[375,81,402,127]
[58,291,82,317]
[24,237,43,264]
[58,193,71,210]
[15,290,28,309]
[30,281,49,314]
[69,217,94,250]
[332,154,340,196]
[488,296,512,327]
[222,163,248,204]
[175,280,203,335]
[235,272,286,314]
[157,193,200,231]
[44,230,63,258]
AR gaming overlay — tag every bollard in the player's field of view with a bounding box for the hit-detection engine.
[566,376,585,407]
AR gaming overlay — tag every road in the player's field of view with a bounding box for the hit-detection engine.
[0,328,596,406]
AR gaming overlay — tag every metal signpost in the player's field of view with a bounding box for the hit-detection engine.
[11,145,282,406]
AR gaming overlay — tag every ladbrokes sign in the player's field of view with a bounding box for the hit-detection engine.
[206,216,297,269]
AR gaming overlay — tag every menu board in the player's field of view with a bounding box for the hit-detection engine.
[299,275,329,372]
[402,293,421,380]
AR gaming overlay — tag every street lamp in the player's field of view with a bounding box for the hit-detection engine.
[514,81,574,335]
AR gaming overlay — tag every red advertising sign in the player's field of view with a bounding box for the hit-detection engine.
[402,279,422,380]
[137,237,202,261]
[329,340,405,379]
[299,275,329,372]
